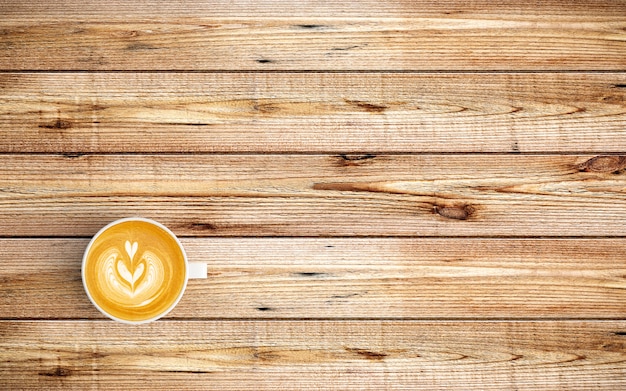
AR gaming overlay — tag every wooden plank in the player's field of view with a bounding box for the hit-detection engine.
[1,320,625,389]
[1,72,625,153]
[1,154,626,237]
[1,7,625,70]
[2,238,626,319]
[3,0,625,18]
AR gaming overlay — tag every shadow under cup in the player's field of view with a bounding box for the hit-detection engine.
[82,218,189,324]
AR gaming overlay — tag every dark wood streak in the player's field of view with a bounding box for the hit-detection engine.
[344,347,387,361]
[185,222,218,231]
[344,99,387,113]
[125,42,158,51]
[39,119,72,130]
[39,367,72,377]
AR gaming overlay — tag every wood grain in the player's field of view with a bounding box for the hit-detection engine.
[3,1,625,389]
[3,0,625,18]
[2,238,626,319]
[1,154,626,237]
[1,320,625,390]
[1,8,625,70]
[2,72,624,153]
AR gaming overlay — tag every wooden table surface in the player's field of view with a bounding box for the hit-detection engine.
[1,1,626,389]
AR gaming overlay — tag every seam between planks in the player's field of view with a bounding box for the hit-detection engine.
[1,70,626,74]
[2,152,626,156]
[4,235,626,239]
[2,318,626,322]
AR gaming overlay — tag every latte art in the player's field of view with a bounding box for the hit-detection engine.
[99,242,165,303]
[83,219,187,323]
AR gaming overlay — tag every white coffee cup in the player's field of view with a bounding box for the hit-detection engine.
[82,217,207,324]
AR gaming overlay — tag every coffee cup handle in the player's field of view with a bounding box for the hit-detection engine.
[188,262,207,279]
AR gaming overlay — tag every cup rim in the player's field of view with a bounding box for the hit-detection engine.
[81,217,189,325]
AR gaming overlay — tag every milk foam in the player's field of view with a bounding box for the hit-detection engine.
[97,241,165,306]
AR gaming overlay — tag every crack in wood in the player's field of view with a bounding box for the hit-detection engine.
[294,272,330,278]
[293,24,328,30]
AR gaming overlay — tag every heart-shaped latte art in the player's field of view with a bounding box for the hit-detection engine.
[97,240,165,302]
[125,240,138,261]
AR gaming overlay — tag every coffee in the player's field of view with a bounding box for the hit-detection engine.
[82,219,187,323]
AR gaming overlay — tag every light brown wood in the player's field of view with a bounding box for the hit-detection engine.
[2,238,626,319]
[1,72,625,152]
[2,1,625,388]
[3,0,625,18]
[1,320,625,390]
[1,9,625,70]
[1,154,626,237]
